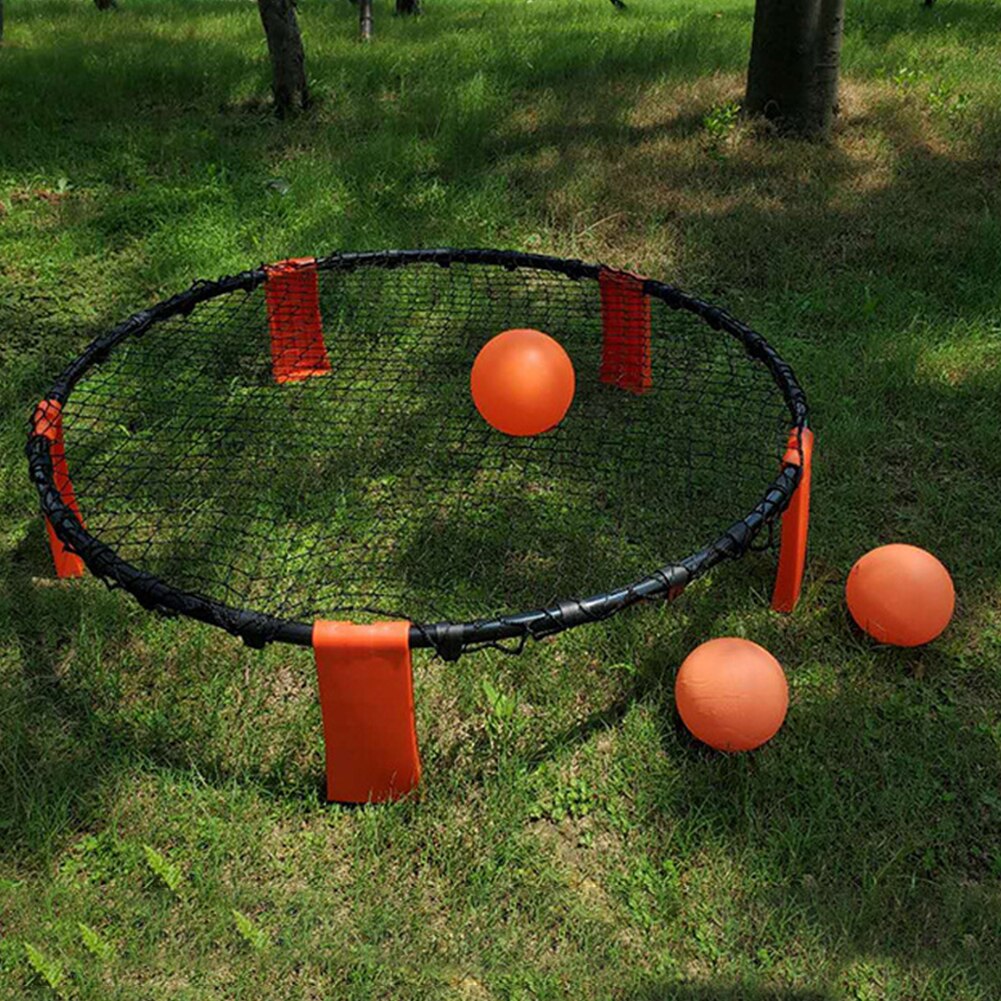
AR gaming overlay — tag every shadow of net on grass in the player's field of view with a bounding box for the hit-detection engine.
[46,255,794,641]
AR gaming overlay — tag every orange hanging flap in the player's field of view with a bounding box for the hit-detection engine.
[771,427,814,613]
[264,257,332,384]
[312,620,421,804]
[599,268,652,394]
[33,399,85,579]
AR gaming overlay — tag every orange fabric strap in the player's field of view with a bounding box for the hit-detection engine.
[33,399,85,579]
[312,620,421,804]
[771,427,814,613]
[264,258,332,384]
[599,268,652,394]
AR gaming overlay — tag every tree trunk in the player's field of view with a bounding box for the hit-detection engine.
[395,0,421,13]
[256,0,309,116]
[360,0,373,40]
[744,0,845,139]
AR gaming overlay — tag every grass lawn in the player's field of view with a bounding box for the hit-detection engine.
[2,0,1001,997]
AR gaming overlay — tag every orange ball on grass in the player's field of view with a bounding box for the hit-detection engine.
[845,543,955,647]
[674,638,789,752]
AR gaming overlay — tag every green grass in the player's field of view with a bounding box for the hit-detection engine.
[2,0,1001,997]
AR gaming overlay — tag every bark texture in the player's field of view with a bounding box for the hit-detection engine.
[745,0,845,138]
[256,0,309,116]
[360,0,373,39]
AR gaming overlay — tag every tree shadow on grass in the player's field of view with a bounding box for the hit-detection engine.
[0,524,333,867]
[0,528,136,862]
[627,986,833,1001]
[639,670,1001,994]
[485,77,1000,311]
[850,0,1001,45]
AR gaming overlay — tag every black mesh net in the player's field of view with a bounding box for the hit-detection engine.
[52,256,793,629]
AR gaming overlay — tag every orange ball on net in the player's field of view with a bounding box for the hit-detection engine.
[674,638,789,752]
[845,543,955,647]
[470,328,575,437]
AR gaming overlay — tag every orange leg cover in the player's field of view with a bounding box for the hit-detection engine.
[33,399,85,579]
[771,427,814,613]
[264,258,332,384]
[599,268,652,394]
[312,620,421,804]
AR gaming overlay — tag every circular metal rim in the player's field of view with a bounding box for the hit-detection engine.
[27,248,809,660]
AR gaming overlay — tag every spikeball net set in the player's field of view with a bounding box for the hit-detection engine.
[28,249,812,802]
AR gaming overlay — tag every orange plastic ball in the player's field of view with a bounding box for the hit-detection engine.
[675,638,789,752]
[846,544,955,647]
[470,328,575,437]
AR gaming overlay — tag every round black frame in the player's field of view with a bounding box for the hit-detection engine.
[27,248,809,660]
